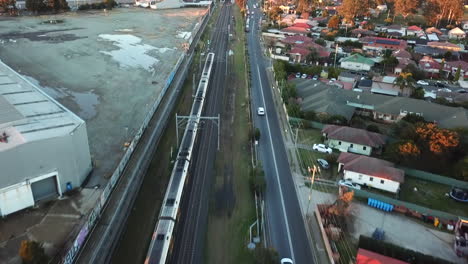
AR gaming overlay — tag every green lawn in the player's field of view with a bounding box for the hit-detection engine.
[400,177,468,217]
[370,12,426,26]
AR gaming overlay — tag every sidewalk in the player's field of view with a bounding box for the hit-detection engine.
[262,55,330,264]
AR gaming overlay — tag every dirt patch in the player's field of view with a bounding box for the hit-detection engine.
[0,28,86,42]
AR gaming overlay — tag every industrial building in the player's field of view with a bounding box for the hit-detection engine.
[0,61,92,217]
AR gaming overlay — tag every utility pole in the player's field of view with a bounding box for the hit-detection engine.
[306,165,318,218]
[334,43,339,68]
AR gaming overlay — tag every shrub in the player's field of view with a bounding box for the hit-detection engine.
[366,124,380,133]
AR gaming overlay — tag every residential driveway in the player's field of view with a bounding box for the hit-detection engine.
[296,183,467,264]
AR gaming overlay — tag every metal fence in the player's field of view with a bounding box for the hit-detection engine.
[352,188,461,221]
[399,166,468,189]
[60,6,213,264]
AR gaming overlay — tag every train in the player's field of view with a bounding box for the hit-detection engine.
[144,52,215,264]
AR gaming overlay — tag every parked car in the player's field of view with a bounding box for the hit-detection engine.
[281,258,293,264]
[301,73,308,79]
[295,72,301,78]
[312,144,332,154]
[317,159,329,169]
[257,107,265,116]
[417,80,429,86]
[435,82,447,88]
[338,179,361,190]
[312,75,319,80]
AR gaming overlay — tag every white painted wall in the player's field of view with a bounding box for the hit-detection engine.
[0,183,34,217]
[343,170,400,193]
[340,61,371,71]
[327,139,372,156]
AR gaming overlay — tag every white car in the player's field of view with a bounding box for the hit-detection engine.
[312,144,332,154]
[257,107,265,116]
[295,72,301,78]
[317,158,329,169]
[417,80,429,86]
[338,179,361,190]
[281,258,293,264]
[301,73,307,79]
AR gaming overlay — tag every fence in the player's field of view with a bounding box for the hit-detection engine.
[288,116,325,130]
[352,188,461,221]
[399,166,468,189]
[60,5,213,264]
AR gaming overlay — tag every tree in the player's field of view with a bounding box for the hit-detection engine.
[366,124,380,133]
[424,0,464,27]
[315,38,326,46]
[398,141,421,156]
[254,128,261,141]
[454,65,462,81]
[394,72,416,95]
[415,123,459,154]
[403,63,426,81]
[26,0,46,13]
[322,9,329,17]
[455,156,468,181]
[250,165,266,194]
[19,240,48,264]
[394,0,417,19]
[402,113,426,124]
[411,87,425,99]
[306,49,319,63]
[328,15,340,29]
[0,0,17,15]
[268,6,283,24]
[339,0,375,24]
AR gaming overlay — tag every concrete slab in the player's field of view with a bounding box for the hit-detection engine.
[296,185,467,264]
[0,7,206,187]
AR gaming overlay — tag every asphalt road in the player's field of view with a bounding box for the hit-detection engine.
[246,3,315,264]
[171,3,232,264]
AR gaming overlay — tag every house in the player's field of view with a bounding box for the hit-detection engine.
[361,37,407,51]
[394,57,415,75]
[357,248,409,264]
[338,72,360,84]
[357,79,372,91]
[340,54,375,71]
[322,125,386,156]
[338,153,405,193]
[289,47,311,63]
[351,29,377,37]
[428,41,462,51]
[462,21,468,31]
[371,76,409,96]
[281,26,309,36]
[406,25,423,37]
[392,49,411,59]
[414,45,448,57]
[425,27,443,35]
[426,33,439,42]
[293,78,468,128]
[444,60,468,79]
[383,25,407,36]
[419,56,441,78]
[281,35,313,45]
[448,27,466,39]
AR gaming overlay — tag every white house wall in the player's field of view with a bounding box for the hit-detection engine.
[340,61,371,71]
[343,170,400,193]
[327,139,372,156]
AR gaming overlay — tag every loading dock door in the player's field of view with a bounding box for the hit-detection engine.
[31,176,58,202]
[0,184,34,216]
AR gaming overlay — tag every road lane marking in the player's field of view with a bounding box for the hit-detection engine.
[256,66,295,261]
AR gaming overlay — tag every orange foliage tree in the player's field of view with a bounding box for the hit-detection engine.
[398,141,420,156]
[415,123,459,154]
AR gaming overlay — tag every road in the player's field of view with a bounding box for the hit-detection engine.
[246,2,316,264]
[171,3,232,264]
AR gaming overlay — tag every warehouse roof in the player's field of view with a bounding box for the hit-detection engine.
[0,60,84,151]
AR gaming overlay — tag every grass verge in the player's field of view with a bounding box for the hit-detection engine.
[205,4,256,264]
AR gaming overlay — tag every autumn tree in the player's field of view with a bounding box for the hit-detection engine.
[328,15,340,29]
[454,65,462,81]
[415,123,459,154]
[424,0,464,27]
[394,0,417,19]
[19,240,48,264]
[0,0,17,15]
[339,0,375,24]
[398,141,420,156]
[268,6,283,24]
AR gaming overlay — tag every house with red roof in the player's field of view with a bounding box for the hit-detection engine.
[292,23,311,29]
[337,152,405,193]
[406,25,423,36]
[357,248,409,264]
[419,56,440,78]
[281,35,313,45]
[322,125,387,156]
[281,26,309,36]
[361,37,407,51]
[444,60,468,79]
[290,47,311,63]
[428,41,462,51]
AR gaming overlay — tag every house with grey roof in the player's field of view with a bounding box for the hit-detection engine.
[322,125,387,156]
[293,78,468,129]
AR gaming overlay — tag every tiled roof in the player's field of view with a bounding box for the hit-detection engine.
[290,47,311,56]
[338,153,405,183]
[282,26,309,34]
[407,25,422,31]
[281,35,314,44]
[392,49,412,59]
[293,23,311,29]
[322,125,387,147]
[428,41,462,50]
[446,60,468,72]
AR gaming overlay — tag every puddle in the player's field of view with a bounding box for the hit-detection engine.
[98,34,159,71]
[23,75,99,120]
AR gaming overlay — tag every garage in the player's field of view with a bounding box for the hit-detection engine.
[0,184,34,216]
[31,176,59,202]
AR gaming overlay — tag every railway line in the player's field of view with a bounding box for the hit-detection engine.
[171,4,232,264]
